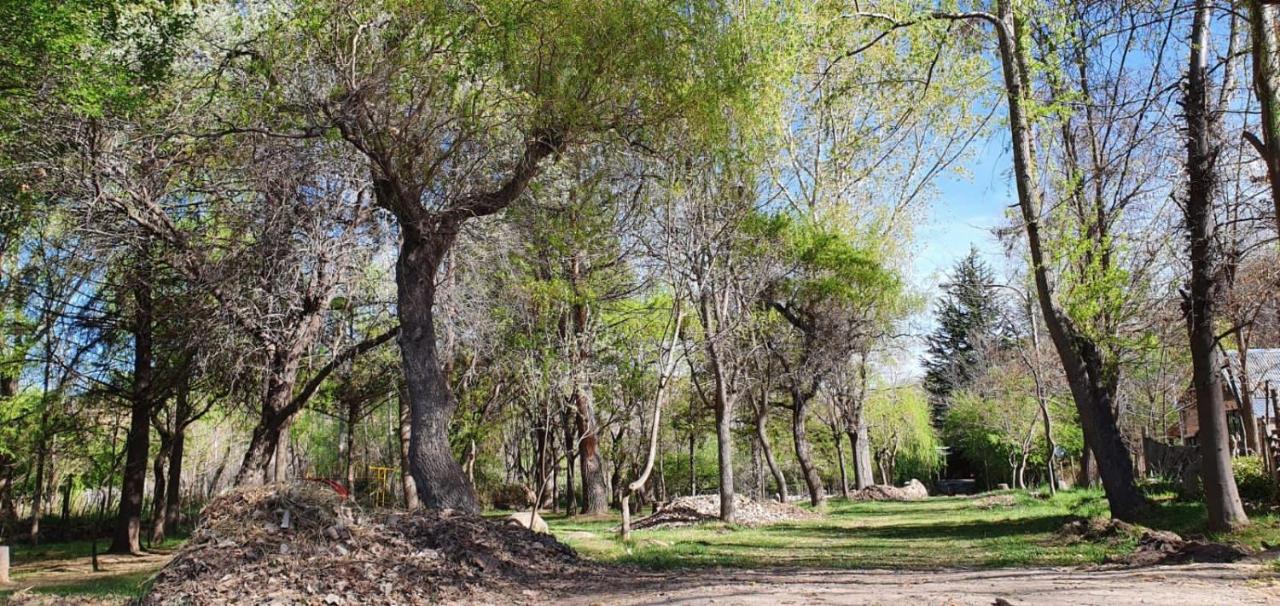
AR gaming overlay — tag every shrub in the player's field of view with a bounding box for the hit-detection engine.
[1232,456,1275,502]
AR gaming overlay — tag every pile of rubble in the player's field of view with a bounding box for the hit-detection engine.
[851,479,929,502]
[630,494,816,530]
[142,483,593,605]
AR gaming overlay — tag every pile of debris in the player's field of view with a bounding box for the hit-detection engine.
[1105,528,1252,567]
[142,483,594,605]
[1058,517,1140,544]
[851,479,929,502]
[630,494,816,530]
[1059,516,1252,567]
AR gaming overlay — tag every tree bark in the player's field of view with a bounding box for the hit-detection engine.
[148,430,171,546]
[111,255,154,554]
[397,383,419,510]
[833,429,849,499]
[165,426,184,531]
[1185,0,1249,532]
[755,401,787,502]
[850,414,874,490]
[1249,0,1280,237]
[790,387,825,506]
[396,231,478,511]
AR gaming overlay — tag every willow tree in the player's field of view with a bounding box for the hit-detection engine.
[229,0,767,511]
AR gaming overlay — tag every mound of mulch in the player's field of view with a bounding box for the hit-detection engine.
[851,479,929,502]
[142,483,595,605]
[629,494,816,530]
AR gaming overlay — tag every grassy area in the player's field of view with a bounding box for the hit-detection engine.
[4,489,1278,602]
[547,489,1280,569]
[0,536,183,602]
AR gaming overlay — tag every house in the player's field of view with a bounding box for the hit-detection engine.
[1165,348,1280,455]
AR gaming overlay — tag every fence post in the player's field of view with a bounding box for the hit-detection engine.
[1,544,11,584]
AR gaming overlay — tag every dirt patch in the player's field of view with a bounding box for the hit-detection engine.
[557,564,1278,605]
[974,494,1017,509]
[1104,528,1253,567]
[630,495,816,530]
[851,479,929,502]
[142,483,595,605]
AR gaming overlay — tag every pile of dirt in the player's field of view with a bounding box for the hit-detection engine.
[1058,517,1140,544]
[142,483,594,605]
[1104,528,1252,567]
[851,479,929,502]
[630,494,816,529]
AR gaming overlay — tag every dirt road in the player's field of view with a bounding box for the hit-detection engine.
[561,563,1279,605]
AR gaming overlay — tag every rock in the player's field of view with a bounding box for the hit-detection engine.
[900,479,929,500]
[995,483,1010,490]
[506,511,550,534]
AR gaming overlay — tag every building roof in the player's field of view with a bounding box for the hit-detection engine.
[1165,349,1279,440]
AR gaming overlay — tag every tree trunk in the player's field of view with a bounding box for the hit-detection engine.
[1184,0,1248,532]
[111,258,154,555]
[149,432,171,546]
[396,232,478,512]
[991,0,1143,521]
[165,427,184,531]
[397,384,419,510]
[790,388,825,506]
[755,403,787,502]
[714,394,735,522]
[1249,0,1280,237]
[833,429,849,499]
[344,398,359,493]
[1235,333,1262,457]
[573,384,608,515]
[560,407,577,513]
[850,415,874,490]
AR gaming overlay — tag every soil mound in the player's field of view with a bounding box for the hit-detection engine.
[630,494,815,529]
[142,483,593,605]
[1058,517,1140,543]
[1104,528,1252,567]
[851,479,929,502]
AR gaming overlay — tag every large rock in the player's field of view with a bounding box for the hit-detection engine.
[900,479,929,500]
[506,511,549,534]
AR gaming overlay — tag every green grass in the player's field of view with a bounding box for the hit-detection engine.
[7,536,186,565]
[0,569,155,601]
[547,489,1280,570]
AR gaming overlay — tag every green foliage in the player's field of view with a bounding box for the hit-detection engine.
[1233,456,1275,502]
[866,386,942,483]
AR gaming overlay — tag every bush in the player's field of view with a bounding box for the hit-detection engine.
[1232,456,1275,502]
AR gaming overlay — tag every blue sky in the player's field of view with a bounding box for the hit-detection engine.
[896,131,1017,378]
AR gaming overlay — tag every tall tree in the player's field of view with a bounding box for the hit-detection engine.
[1182,0,1248,532]
[923,248,1006,421]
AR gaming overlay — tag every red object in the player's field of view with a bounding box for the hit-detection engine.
[306,478,350,499]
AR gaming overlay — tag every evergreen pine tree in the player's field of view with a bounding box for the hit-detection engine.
[922,248,1006,423]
